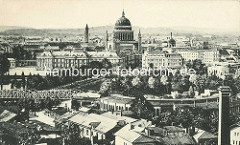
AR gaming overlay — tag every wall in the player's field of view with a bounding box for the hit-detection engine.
[230,126,240,145]
[115,136,133,145]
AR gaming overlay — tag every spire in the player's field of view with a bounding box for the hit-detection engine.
[105,30,108,41]
[170,32,173,38]
[122,9,125,17]
[138,29,141,37]
[84,24,89,43]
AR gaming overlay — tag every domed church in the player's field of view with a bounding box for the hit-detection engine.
[106,10,142,53]
[114,10,134,41]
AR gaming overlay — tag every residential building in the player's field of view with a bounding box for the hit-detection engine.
[208,65,230,79]
[121,53,142,68]
[142,51,166,69]
[115,124,159,145]
[115,123,195,145]
[193,128,217,144]
[176,49,220,64]
[165,53,183,69]
[0,110,17,122]
[88,51,122,65]
[201,49,220,63]
[176,50,199,62]
[142,50,182,69]
[208,61,240,79]
[101,112,138,124]
[230,122,240,145]
[67,112,138,143]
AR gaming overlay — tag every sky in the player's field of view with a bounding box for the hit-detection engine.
[0,0,239,33]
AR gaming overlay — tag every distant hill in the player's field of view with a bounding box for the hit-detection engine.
[0,26,27,32]
[0,25,237,36]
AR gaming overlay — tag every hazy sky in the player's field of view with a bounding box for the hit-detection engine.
[0,0,239,32]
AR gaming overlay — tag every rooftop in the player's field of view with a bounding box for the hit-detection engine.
[193,128,217,142]
[73,92,101,99]
[162,132,195,145]
[101,94,135,104]
[114,125,158,143]
[0,110,16,122]
[101,112,138,124]
[69,113,118,133]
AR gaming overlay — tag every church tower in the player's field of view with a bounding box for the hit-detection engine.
[84,24,89,43]
[168,32,176,48]
[105,30,109,51]
[138,29,142,52]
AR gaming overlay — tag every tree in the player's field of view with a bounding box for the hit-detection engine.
[99,80,111,97]
[189,86,195,98]
[12,45,21,60]
[205,75,223,90]
[71,99,80,111]
[131,77,141,88]
[189,74,197,85]
[130,94,154,119]
[160,75,171,94]
[44,97,54,110]
[101,58,112,70]
[153,110,176,127]
[0,54,10,90]
[89,61,103,69]
[186,59,206,75]
[120,77,131,95]
[148,76,155,89]
[196,75,207,94]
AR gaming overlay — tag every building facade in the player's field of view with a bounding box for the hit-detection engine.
[36,50,121,70]
[176,49,220,64]
[99,94,134,112]
[230,122,240,145]
[142,50,182,69]
[208,65,230,79]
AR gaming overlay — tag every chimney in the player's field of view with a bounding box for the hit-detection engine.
[145,128,151,136]
[189,126,196,136]
[218,86,231,145]
[129,123,134,130]
[148,120,152,126]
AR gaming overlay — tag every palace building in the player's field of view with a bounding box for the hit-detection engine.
[36,50,121,70]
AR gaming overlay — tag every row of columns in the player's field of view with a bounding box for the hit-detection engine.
[115,32,133,41]
[100,102,129,111]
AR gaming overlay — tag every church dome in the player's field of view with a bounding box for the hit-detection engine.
[169,38,176,44]
[168,32,176,46]
[114,11,132,30]
[115,16,131,27]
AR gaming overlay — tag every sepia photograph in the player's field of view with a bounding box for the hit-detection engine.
[0,0,240,144]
